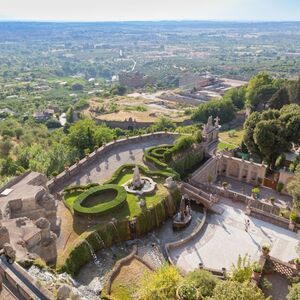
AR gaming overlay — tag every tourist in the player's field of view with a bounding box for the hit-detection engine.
[244,219,248,232]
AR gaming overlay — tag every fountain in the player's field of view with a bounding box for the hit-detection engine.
[172,195,192,229]
[123,165,156,196]
[84,241,100,266]
[94,232,105,247]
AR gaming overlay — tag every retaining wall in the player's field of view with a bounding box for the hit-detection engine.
[165,209,207,270]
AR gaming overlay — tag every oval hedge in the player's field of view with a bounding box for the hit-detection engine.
[73,184,127,216]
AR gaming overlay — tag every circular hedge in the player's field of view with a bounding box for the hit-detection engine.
[73,184,127,216]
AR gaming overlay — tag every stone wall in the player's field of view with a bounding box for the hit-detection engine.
[165,209,207,273]
[191,157,219,184]
[47,132,179,192]
[192,153,267,186]
[278,169,295,195]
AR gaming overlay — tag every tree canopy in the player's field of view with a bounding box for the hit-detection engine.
[208,281,268,300]
[192,98,235,124]
[243,104,300,167]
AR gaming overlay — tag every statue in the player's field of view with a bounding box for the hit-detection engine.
[164,177,177,189]
[214,116,220,127]
[207,116,213,127]
[132,165,142,188]
[173,195,192,229]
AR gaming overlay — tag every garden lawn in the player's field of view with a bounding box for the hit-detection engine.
[219,127,244,147]
[217,141,237,152]
[64,170,168,223]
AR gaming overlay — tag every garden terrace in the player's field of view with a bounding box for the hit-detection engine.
[58,164,181,274]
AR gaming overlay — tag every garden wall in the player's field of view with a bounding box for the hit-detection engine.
[47,132,179,193]
[165,209,207,272]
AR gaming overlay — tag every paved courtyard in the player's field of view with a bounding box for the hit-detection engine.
[216,176,292,208]
[169,198,299,273]
[55,135,176,192]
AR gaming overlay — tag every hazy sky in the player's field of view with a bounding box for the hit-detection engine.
[0,0,300,22]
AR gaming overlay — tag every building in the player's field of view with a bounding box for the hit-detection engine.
[119,71,155,88]
[33,109,55,122]
[0,172,58,264]
[179,72,216,89]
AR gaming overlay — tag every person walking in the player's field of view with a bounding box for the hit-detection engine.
[244,218,248,232]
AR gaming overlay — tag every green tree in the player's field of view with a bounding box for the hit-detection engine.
[246,72,277,109]
[67,119,96,155]
[230,255,253,283]
[268,87,290,109]
[138,265,182,300]
[45,118,61,129]
[223,87,246,110]
[288,165,300,208]
[184,269,218,297]
[253,119,290,167]
[243,104,300,166]
[15,128,24,140]
[0,139,13,157]
[209,281,268,300]
[288,78,300,105]
[0,157,20,176]
[288,283,300,300]
[152,117,176,131]
[192,99,235,124]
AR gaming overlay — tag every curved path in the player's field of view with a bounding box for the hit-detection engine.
[54,134,177,193]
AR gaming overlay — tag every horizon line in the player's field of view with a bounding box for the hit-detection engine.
[0,18,300,23]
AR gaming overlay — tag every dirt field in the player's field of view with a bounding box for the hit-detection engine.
[85,95,189,123]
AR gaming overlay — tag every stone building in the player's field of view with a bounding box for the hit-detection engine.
[119,71,155,88]
[0,172,58,264]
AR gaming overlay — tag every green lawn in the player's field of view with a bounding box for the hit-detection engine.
[217,141,237,152]
[64,170,168,222]
[219,128,244,147]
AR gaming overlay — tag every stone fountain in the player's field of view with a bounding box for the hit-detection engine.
[173,195,192,229]
[123,166,156,196]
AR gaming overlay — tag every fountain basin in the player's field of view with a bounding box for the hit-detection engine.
[172,213,192,229]
[123,177,156,196]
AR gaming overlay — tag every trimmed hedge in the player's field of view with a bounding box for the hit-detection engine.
[144,147,180,179]
[73,184,127,216]
[105,163,180,184]
[64,183,99,194]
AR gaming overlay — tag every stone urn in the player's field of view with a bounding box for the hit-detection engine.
[252,264,262,281]
[261,244,271,257]
[176,284,199,300]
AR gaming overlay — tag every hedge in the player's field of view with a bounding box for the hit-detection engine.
[105,163,180,184]
[63,182,99,194]
[148,145,173,159]
[73,184,127,216]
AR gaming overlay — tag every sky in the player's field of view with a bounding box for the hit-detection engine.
[0,0,300,22]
